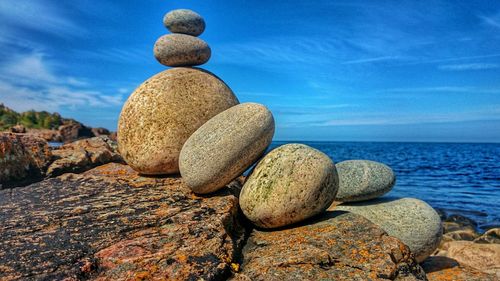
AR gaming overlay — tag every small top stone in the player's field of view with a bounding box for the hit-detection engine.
[163,9,206,36]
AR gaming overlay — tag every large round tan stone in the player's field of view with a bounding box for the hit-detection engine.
[117,68,239,175]
[179,103,275,194]
[240,143,339,229]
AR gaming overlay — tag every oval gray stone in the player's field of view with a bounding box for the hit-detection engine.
[154,34,211,67]
[163,9,205,36]
[179,103,275,194]
[240,144,339,229]
[334,197,443,263]
[117,67,239,175]
[336,160,395,202]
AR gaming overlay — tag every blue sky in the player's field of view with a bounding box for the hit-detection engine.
[1,1,499,142]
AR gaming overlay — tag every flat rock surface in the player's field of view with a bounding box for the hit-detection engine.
[0,163,245,280]
[422,256,498,281]
[47,136,123,177]
[232,211,426,281]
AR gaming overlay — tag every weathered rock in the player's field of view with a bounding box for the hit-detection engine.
[10,124,26,133]
[118,67,239,175]
[475,228,500,244]
[441,229,479,244]
[443,214,478,233]
[232,211,426,280]
[46,136,123,177]
[91,127,111,137]
[334,198,443,263]
[434,241,500,277]
[335,160,395,202]
[240,144,338,229]
[154,34,211,67]
[163,9,206,36]
[59,122,94,143]
[180,103,275,194]
[0,133,51,187]
[26,128,62,142]
[0,163,245,280]
[422,256,497,281]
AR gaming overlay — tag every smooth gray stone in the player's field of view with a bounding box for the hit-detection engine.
[336,160,395,202]
[163,9,206,36]
[240,144,339,229]
[335,197,443,263]
[154,34,211,67]
[179,103,275,194]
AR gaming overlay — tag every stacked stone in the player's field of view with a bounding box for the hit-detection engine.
[118,9,239,175]
[118,8,441,265]
[331,160,443,263]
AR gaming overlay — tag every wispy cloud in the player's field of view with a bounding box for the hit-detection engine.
[342,56,401,65]
[480,15,500,29]
[0,1,85,37]
[438,63,499,71]
[0,52,124,113]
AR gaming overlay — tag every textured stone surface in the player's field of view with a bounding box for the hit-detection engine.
[163,9,206,36]
[422,256,497,281]
[334,198,443,263]
[118,67,239,175]
[240,144,338,229]
[434,241,500,277]
[335,160,395,202]
[443,214,478,233]
[46,136,123,177]
[180,103,274,194]
[154,34,211,67]
[0,163,245,280]
[475,228,500,244]
[232,211,427,280]
[0,133,51,187]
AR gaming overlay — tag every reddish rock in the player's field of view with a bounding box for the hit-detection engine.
[0,163,245,280]
[0,133,51,187]
[91,127,110,137]
[233,211,427,280]
[474,228,500,244]
[422,256,497,281]
[26,128,62,142]
[59,122,94,142]
[434,241,500,277]
[46,136,123,177]
[10,124,26,133]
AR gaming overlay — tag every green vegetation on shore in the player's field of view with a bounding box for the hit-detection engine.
[0,104,75,131]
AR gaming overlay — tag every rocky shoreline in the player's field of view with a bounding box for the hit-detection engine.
[1,7,498,281]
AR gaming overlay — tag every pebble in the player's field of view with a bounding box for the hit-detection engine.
[335,197,443,262]
[335,160,395,202]
[117,67,239,175]
[240,143,339,229]
[180,103,275,194]
[163,9,206,36]
[154,34,211,67]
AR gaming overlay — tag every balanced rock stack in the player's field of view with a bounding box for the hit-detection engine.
[331,160,443,263]
[117,8,442,274]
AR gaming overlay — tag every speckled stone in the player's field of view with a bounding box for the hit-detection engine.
[335,160,395,202]
[240,144,339,229]
[179,103,275,194]
[154,34,211,67]
[163,9,206,36]
[334,197,443,263]
[117,68,239,175]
